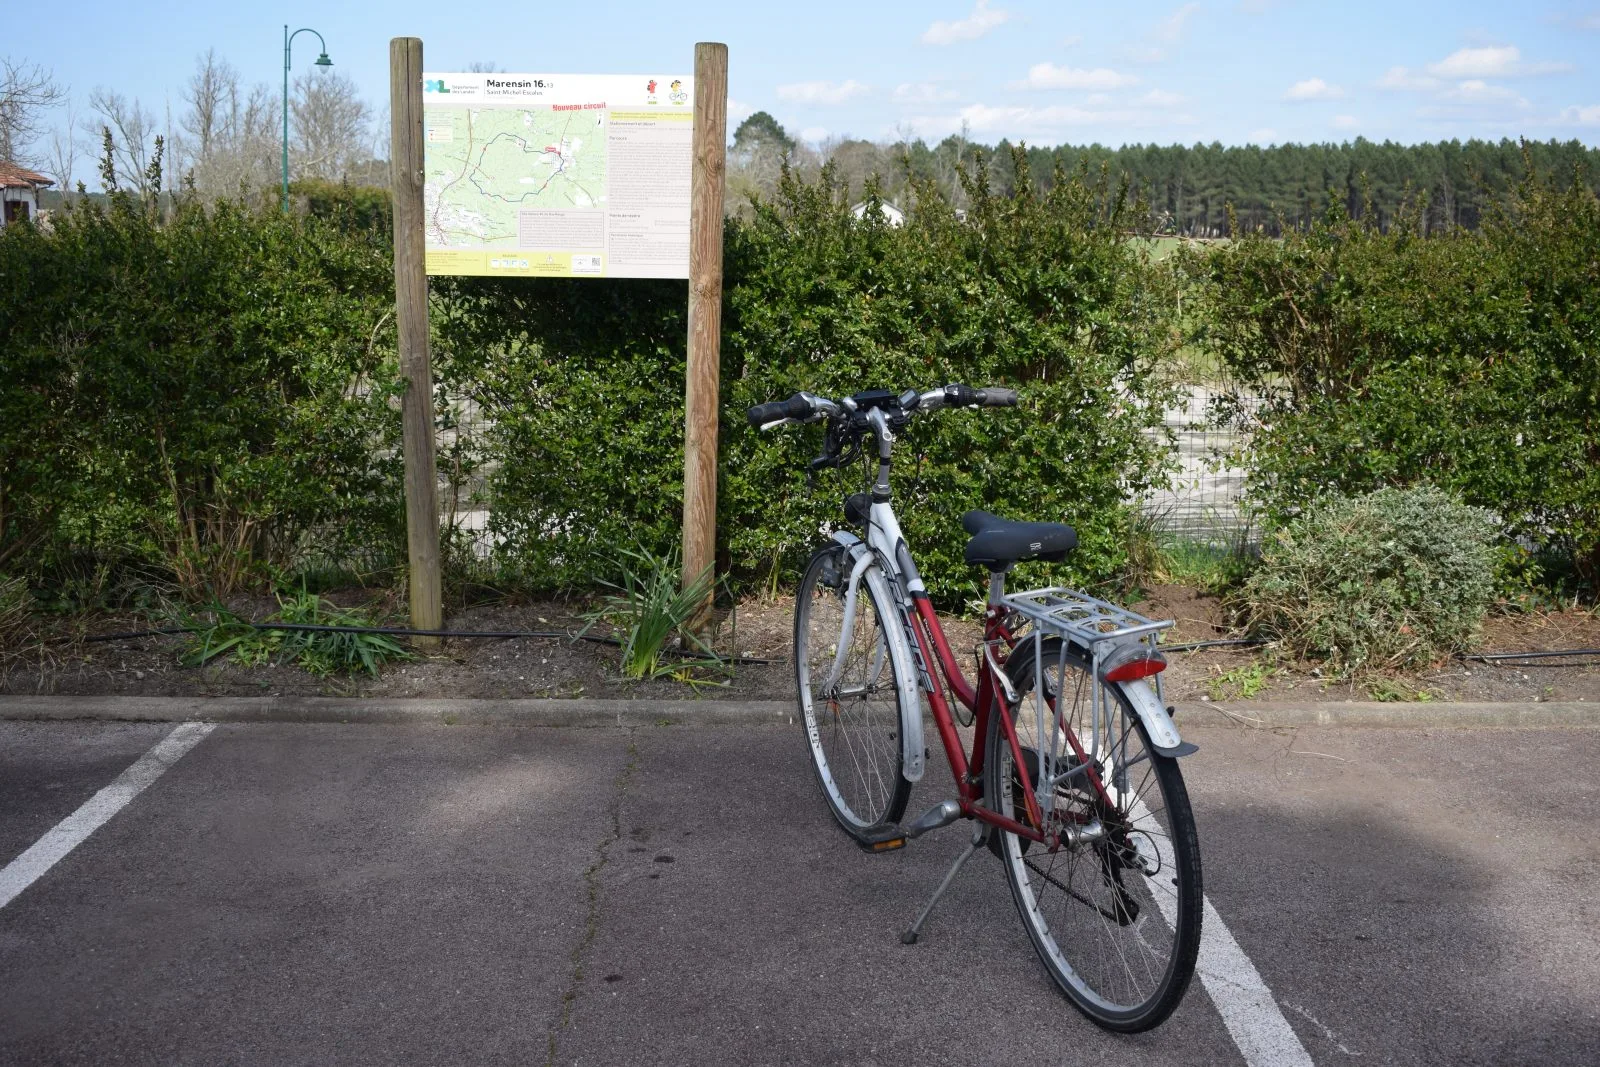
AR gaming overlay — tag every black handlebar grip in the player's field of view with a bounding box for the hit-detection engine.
[746,393,814,427]
[978,387,1018,407]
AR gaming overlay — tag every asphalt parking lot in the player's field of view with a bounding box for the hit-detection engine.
[2,715,1597,1066]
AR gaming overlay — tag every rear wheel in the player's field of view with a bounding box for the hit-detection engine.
[986,637,1202,1032]
[794,544,911,839]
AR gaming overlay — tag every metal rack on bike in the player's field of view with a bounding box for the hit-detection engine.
[997,587,1174,811]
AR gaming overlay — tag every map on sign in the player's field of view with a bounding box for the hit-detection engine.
[422,73,692,279]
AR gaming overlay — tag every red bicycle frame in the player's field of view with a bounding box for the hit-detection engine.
[900,590,1116,844]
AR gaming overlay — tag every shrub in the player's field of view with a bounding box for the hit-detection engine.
[719,158,1181,604]
[1242,486,1497,672]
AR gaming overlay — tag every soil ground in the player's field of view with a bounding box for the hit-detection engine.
[4,584,1598,706]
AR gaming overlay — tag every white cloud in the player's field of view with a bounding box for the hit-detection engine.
[798,126,830,144]
[1285,77,1345,101]
[1558,103,1600,124]
[893,82,959,105]
[1426,45,1570,79]
[1248,127,1278,143]
[775,80,870,105]
[726,97,755,124]
[1011,62,1140,91]
[921,0,1011,46]
[1332,114,1359,129]
[1377,66,1440,92]
[1429,45,1519,78]
[1439,79,1530,108]
[1142,88,1185,106]
[1061,34,1083,47]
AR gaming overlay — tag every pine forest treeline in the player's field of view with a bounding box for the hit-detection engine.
[729,114,1600,237]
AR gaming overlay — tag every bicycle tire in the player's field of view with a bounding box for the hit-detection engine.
[794,544,912,839]
[986,636,1202,1032]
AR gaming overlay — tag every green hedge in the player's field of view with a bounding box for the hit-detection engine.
[1195,166,1600,590]
[0,193,402,593]
[12,152,1594,610]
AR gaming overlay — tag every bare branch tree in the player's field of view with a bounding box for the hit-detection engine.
[465,61,500,73]
[87,88,157,193]
[290,69,372,183]
[176,51,276,196]
[1,56,67,164]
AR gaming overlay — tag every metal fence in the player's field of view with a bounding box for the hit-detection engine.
[1140,386,1265,547]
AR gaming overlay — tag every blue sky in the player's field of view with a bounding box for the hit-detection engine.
[12,1,1600,151]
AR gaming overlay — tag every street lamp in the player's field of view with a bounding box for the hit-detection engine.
[283,25,333,212]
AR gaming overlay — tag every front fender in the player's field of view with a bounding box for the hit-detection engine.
[823,532,925,782]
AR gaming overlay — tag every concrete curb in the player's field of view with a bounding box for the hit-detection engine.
[1185,699,1599,729]
[1,694,1597,729]
[0,696,796,728]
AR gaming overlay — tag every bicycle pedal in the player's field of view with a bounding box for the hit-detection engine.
[857,826,907,852]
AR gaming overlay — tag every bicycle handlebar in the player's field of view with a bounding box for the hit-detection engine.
[746,384,1016,430]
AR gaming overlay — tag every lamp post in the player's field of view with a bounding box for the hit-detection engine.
[283,25,333,212]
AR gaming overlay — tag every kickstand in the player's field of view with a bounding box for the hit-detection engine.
[901,824,989,945]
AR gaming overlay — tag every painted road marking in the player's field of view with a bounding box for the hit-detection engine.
[1195,897,1314,1067]
[0,722,215,910]
[1136,796,1314,1066]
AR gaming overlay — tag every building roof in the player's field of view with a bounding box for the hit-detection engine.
[0,162,55,190]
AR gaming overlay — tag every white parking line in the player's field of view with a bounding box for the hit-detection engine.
[0,721,215,910]
[1136,796,1313,1065]
[1196,897,1314,1067]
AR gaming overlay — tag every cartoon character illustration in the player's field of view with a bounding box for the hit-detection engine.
[670,79,681,92]
[647,79,657,94]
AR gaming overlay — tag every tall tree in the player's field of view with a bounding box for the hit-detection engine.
[177,50,276,196]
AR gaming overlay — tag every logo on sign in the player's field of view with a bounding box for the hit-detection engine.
[669,78,687,105]
[424,79,449,93]
[646,78,658,104]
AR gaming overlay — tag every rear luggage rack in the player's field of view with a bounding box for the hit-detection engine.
[995,588,1176,809]
[1001,587,1174,649]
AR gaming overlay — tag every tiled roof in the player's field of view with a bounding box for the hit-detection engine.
[0,162,55,189]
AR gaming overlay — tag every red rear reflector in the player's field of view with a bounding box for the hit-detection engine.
[1103,657,1167,682]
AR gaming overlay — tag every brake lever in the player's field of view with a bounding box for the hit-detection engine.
[806,453,832,489]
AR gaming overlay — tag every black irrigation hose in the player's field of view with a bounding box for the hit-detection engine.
[1460,648,1600,662]
[77,623,785,667]
[1159,638,1268,653]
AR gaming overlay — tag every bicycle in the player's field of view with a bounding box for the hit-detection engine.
[747,383,1203,1033]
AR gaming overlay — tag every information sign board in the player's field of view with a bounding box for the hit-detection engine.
[421,72,692,278]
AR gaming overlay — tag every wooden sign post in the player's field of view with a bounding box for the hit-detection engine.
[389,36,443,644]
[682,41,728,615]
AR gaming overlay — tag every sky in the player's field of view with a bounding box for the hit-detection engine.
[10,0,1600,156]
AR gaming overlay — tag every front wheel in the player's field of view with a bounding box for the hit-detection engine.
[794,544,911,840]
[986,637,1202,1032]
